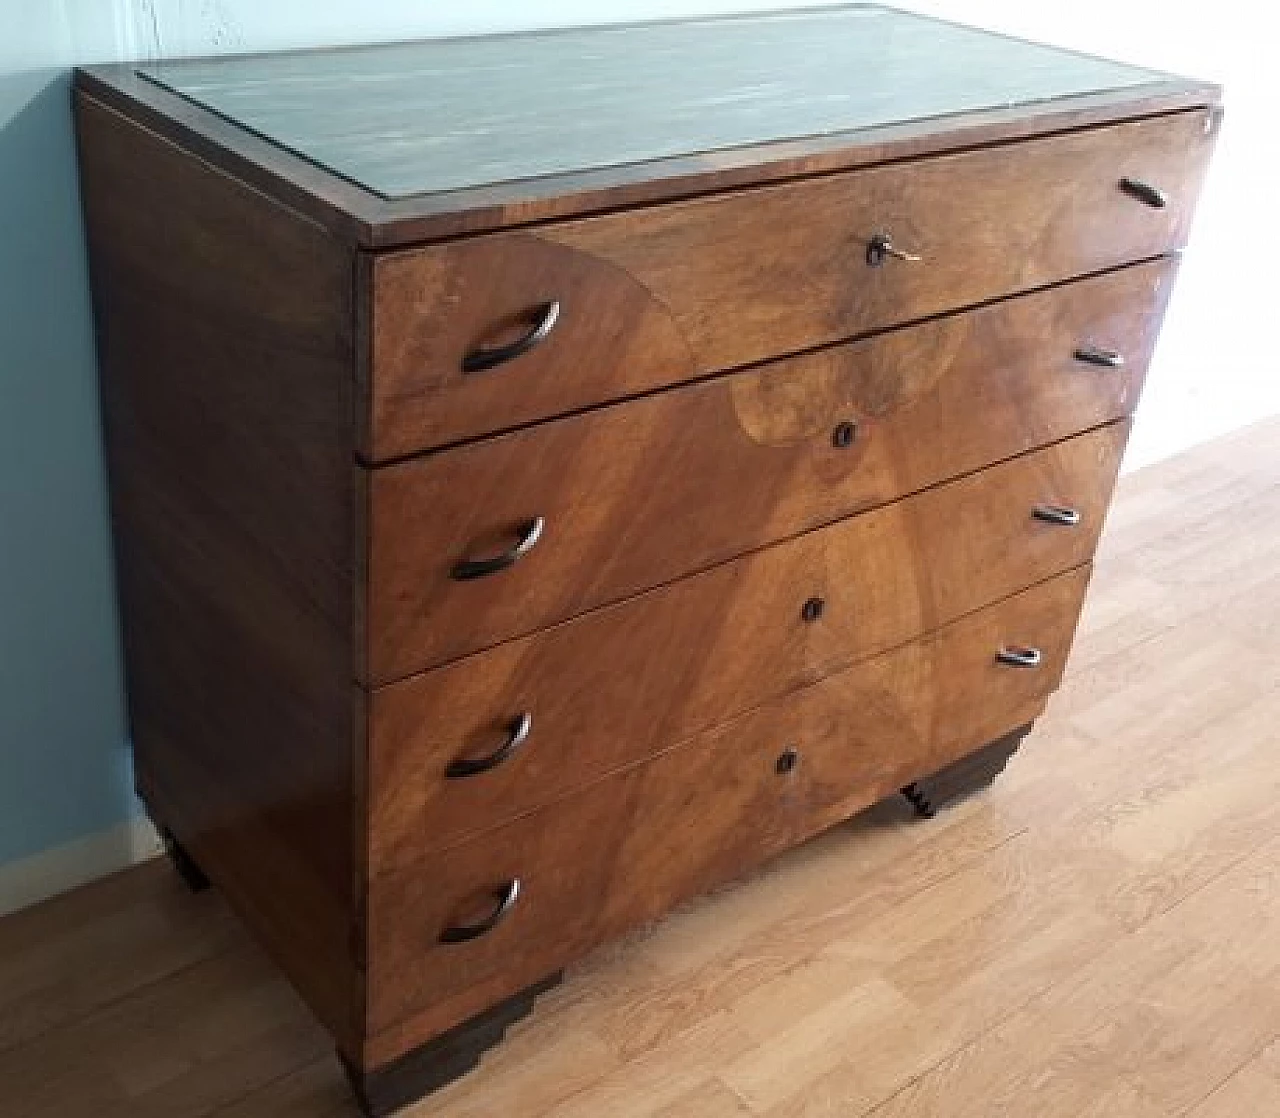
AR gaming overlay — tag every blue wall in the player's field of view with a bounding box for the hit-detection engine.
[1,9,130,866]
[0,1,838,869]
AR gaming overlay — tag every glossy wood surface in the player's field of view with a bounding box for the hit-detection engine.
[75,94,363,1052]
[367,263,1159,679]
[371,414,1131,691]
[368,111,1213,456]
[595,566,1090,934]
[137,7,1168,200]
[366,567,1088,1053]
[4,422,1277,1118]
[369,423,1127,862]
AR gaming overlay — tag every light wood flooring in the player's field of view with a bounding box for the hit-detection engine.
[3,416,1279,1117]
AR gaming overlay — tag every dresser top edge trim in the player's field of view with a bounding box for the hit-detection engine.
[73,66,1220,250]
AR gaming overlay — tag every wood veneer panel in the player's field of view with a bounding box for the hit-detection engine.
[75,94,362,1053]
[367,111,1214,456]
[366,566,1089,1054]
[367,332,1143,681]
[369,423,1127,867]
[598,565,1092,934]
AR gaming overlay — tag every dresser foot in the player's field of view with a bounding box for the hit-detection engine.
[160,828,211,893]
[342,971,563,1116]
[900,722,1033,818]
[900,782,937,819]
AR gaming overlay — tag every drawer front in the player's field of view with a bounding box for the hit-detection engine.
[367,568,1089,1039]
[366,261,1164,682]
[368,109,1216,458]
[369,423,1126,867]
[599,564,1091,934]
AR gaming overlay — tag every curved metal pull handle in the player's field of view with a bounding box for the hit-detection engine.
[462,301,560,373]
[1033,504,1081,527]
[451,517,545,581]
[1074,344,1125,369]
[866,232,922,267]
[1119,177,1168,209]
[997,646,1043,669]
[446,713,533,779]
[439,879,521,944]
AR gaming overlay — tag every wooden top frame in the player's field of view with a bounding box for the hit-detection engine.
[74,6,1221,248]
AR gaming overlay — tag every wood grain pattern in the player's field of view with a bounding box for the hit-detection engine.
[365,262,1164,680]
[365,232,695,458]
[369,423,1128,862]
[0,860,242,1055]
[366,566,1089,1053]
[369,417,1126,691]
[368,111,1213,456]
[75,93,363,1054]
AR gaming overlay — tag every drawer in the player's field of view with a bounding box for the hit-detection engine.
[365,261,1163,682]
[366,567,1089,1039]
[368,423,1126,866]
[598,564,1091,934]
[366,109,1216,458]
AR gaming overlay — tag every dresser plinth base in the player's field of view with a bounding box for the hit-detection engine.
[901,722,1033,819]
[344,971,564,1117]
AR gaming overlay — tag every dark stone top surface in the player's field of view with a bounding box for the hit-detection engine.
[137,5,1172,199]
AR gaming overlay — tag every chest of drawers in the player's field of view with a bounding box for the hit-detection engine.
[75,7,1219,1114]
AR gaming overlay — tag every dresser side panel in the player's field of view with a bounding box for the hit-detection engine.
[75,93,362,1052]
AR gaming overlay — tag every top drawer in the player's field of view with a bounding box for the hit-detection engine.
[366,109,1218,459]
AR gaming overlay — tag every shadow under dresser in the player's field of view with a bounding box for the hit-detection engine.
[73,6,1220,1114]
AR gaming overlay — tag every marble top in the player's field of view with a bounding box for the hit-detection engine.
[138,5,1172,200]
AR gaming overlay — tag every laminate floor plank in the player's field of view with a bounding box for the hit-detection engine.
[1186,1059,1280,1118]
[855,835,1280,1118]
[0,946,329,1118]
[0,860,242,1054]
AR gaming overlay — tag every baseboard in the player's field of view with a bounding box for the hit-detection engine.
[0,818,163,916]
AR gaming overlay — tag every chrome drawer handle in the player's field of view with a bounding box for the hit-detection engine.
[451,516,545,581]
[997,646,1043,669]
[866,232,922,267]
[1119,177,1168,209]
[1033,504,1081,527]
[446,713,533,779]
[439,879,521,944]
[461,301,560,373]
[1074,344,1125,369]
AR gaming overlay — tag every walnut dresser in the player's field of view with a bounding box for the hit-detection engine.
[74,7,1220,1114]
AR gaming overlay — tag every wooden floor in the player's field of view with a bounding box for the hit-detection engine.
[4,416,1279,1118]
